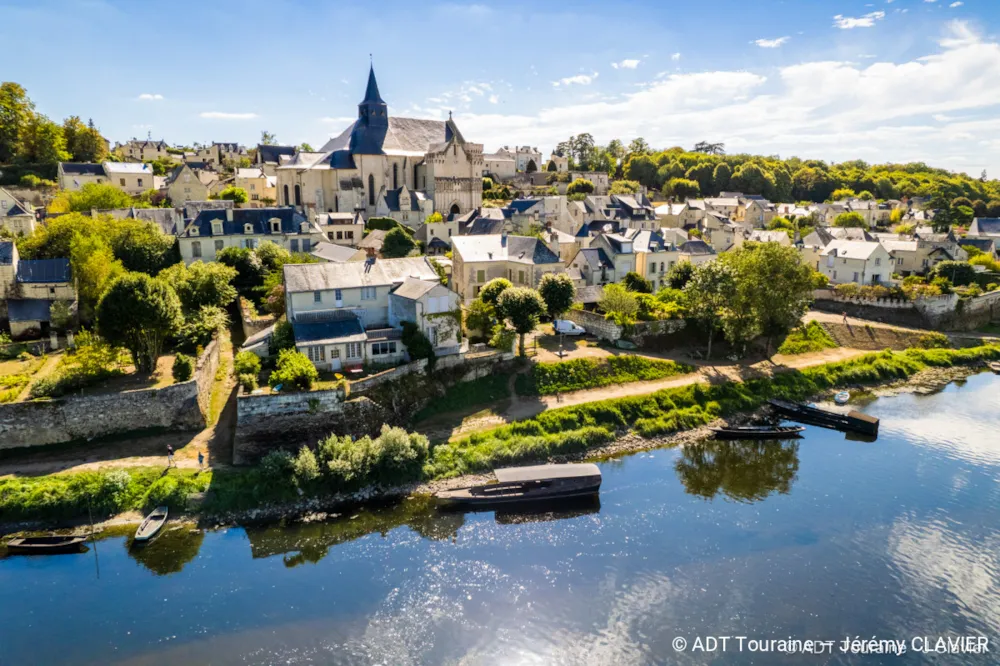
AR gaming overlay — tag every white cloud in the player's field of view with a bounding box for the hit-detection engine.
[832,11,886,28]
[925,0,938,3]
[488,94,499,104]
[671,52,682,61]
[611,59,641,69]
[553,72,599,87]
[320,116,354,124]
[199,111,258,120]
[950,1,963,6]
[137,93,163,101]
[754,36,790,48]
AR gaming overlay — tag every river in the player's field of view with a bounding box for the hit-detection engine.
[1,373,999,665]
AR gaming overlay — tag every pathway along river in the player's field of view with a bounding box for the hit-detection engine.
[2,373,999,665]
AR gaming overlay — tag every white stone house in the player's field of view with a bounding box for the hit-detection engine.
[450,233,564,302]
[57,162,107,191]
[819,240,892,285]
[374,185,433,228]
[103,162,153,195]
[178,207,322,264]
[315,212,365,246]
[283,257,461,370]
[0,187,36,236]
[0,242,77,338]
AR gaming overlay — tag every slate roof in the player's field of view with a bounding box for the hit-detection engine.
[575,285,605,304]
[7,299,52,323]
[6,201,30,217]
[624,229,668,253]
[316,212,361,225]
[311,241,360,262]
[390,277,440,300]
[427,236,450,250]
[184,200,232,219]
[16,258,71,283]
[0,240,14,264]
[960,237,996,255]
[189,207,308,237]
[98,207,182,236]
[678,240,716,255]
[748,230,789,243]
[451,235,561,265]
[319,116,451,161]
[602,233,633,254]
[382,187,427,212]
[235,167,267,179]
[970,218,1000,235]
[284,257,439,292]
[60,162,105,176]
[257,144,296,164]
[464,217,507,235]
[573,248,614,271]
[505,198,542,214]
[292,317,366,345]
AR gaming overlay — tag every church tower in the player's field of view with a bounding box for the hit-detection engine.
[358,65,388,129]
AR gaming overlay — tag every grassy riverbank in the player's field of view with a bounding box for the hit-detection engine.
[515,355,694,396]
[3,344,999,528]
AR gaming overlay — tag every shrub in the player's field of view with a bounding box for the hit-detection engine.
[965,283,983,297]
[234,350,262,377]
[237,373,258,392]
[930,261,976,287]
[316,425,430,489]
[401,321,434,367]
[292,446,321,484]
[916,332,950,349]
[172,353,194,382]
[269,319,295,355]
[175,305,228,354]
[811,272,830,289]
[777,322,838,355]
[269,349,318,390]
[260,449,295,478]
[566,177,595,196]
[523,355,693,395]
[489,325,516,352]
[142,475,187,510]
[623,272,653,294]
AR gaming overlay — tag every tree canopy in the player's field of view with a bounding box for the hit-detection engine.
[538,273,576,319]
[96,273,183,373]
[497,287,547,356]
[381,226,417,258]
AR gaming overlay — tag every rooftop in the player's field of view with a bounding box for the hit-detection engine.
[284,256,439,292]
[292,317,367,345]
[16,258,71,283]
[311,241,360,263]
[451,234,561,265]
[103,162,152,174]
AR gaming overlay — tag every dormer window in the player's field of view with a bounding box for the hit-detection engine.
[270,219,281,234]
[211,221,223,235]
[189,227,199,236]
[245,223,254,235]
[299,222,309,234]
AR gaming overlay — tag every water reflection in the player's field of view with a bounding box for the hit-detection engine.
[126,526,205,576]
[494,496,601,524]
[244,496,464,567]
[674,439,800,502]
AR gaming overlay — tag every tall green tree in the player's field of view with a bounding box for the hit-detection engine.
[833,211,868,229]
[538,273,576,319]
[66,183,134,212]
[480,278,512,309]
[712,162,732,192]
[0,82,33,163]
[71,234,125,321]
[110,221,177,274]
[19,113,68,163]
[97,273,183,373]
[62,116,108,162]
[217,246,266,298]
[158,261,238,312]
[260,130,277,145]
[381,226,417,258]
[496,287,547,357]
[684,260,735,359]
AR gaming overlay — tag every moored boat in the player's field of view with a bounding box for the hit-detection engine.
[435,463,602,508]
[5,535,88,555]
[710,425,805,440]
[834,391,851,405]
[769,398,879,436]
[134,506,169,543]
[989,361,1000,374]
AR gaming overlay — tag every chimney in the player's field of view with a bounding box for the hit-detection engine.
[225,208,234,222]
[501,228,508,247]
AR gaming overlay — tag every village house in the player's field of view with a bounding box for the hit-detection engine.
[310,241,367,263]
[799,226,875,268]
[283,256,461,370]
[818,240,892,285]
[624,229,682,291]
[99,207,184,236]
[254,144,297,176]
[735,197,775,228]
[701,211,744,251]
[116,138,170,162]
[103,162,153,195]
[374,185,433,228]
[0,187,36,236]
[482,152,516,181]
[967,217,1000,241]
[178,207,321,264]
[163,163,210,204]
[747,229,792,246]
[496,145,542,172]
[590,233,637,278]
[960,237,997,260]
[450,233,563,302]
[677,239,717,266]
[315,211,365,246]
[277,66,483,220]
[546,153,569,173]
[415,214,458,255]
[0,241,76,338]
[567,247,616,286]
[567,171,609,195]
[57,162,107,191]
[234,167,277,205]
[195,142,246,168]
[704,197,740,219]
[654,202,688,228]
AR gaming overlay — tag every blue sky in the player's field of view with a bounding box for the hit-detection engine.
[4,0,1000,175]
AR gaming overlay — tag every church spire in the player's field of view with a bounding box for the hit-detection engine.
[362,64,385,105]
[358,63,388,129]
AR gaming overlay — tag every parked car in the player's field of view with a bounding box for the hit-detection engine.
[553,319,586,336]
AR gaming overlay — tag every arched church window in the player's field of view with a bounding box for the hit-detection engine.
[393,163,398,190]
[450,203,460,215]
[369,174,375,206]
[283,185,289,205]
[294,185,301,206]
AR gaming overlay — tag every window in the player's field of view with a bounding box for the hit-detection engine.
[302,239,311,252]
[393,163,398,189]
[283,185,289,205]
[361,286,377,300]
[346,231,354,240]
[476,270,486,283]
[346,342,362,358]
[327,232,334,241]
[294,184,301,206]
[649,264,656,275]
[313,291,322,303]
[214,240,224,252]
[212,222,223,235]
[290,239,299,252]
[137,178,143,187]
[336,231,344,240]
[897,257,904,266]
[518,270,526,284]
[448,229,452,237]
[334,289,342,302]
[306,346,326,363]
[853,272,859,282]
[191,241,202,257]
[833,270,838,280]
[251,193,259,201]
[874,257,881,266]
[120,178,126,186]
[368,174,375,206]
[250,184,256,191]
[331,348,340,359]
[371,341,397,356]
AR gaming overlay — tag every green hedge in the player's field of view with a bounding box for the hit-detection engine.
[516,355,694,395]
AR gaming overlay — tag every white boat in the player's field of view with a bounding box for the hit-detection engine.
[834,391,850,405]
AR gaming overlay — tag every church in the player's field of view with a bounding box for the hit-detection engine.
[276,66,483,224]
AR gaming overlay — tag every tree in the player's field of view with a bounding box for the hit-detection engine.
[951,196,973,210]
[606,139,625,160]
[158,261,238,312]
[109,221,177,274]
[730,163,775,196]
[952,205,974,228]
[538,273,576,319]
[299,142,313,152]
[712,162,732,192]
[693,141,725,155]
[972,199,987,217]
[260,131,277,145]
[269,349,319,390]
[623,271,653,293]
[254,240,292,272]
[496,287,547,356]
[609,180,640,195]
[889,208,905,225]
[480,278,512,309]
[986,200,1000,217]
[857,190,875,200]
[684,260,735,359]
[71,234,124,321]
[0,82,33,162]
[829,187,856,201]
[217,246,266,297]
[666,261,695,289]
[19,113,69,163]
[66,183,134,212]
[465,298,494,335]
[218,186,248,204]
[930,261,977,287]
[382,226,417,258]
[566,178,595,196]
[665,177,700,200]
[546,160,557,172]
[833,211,868,230]
[627,137,650,155]
[598,283,638,317]
[685,162,715,195]
[624,154,658,189]
[96,273,183,373]
[526,159,537,173]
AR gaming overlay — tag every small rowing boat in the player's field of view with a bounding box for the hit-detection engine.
[134,506,169,543]
[834,391,851,405]
[989,361,1000,374]
[436,463,602,508]
[710,425,805,440]
[5,535,88,555]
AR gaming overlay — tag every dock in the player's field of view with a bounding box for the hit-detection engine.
[768,399,879,436]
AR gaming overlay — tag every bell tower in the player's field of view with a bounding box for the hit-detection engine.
[358,64,388,129]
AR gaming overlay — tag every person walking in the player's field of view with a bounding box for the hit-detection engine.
[197,450,205,470]
[842,311,850,326]
[166,444,175,468]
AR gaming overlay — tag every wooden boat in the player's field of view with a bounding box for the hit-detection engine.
[5,535,88,555]
[435,463,602,508]
[989,362,1000,374]
[710,425,805,440]
[769,399,879,436]
[134,506,169,543]
[834,391,851,405]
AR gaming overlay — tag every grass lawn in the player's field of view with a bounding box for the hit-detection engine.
[777,321,839,355]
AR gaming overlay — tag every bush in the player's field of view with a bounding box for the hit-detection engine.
[143,475,188,511]
[489,325,516,352]
[292,446,321,485]
[916,332,950,349]
[237,373,258,392]
[234,350,262,377]
[269,319,295,355]
[521,355,694,395]
[172,353,194,382]
[401,321,435,367]
[175,305,228,354]
[623,272,653,294]
[269,349,318,390]
[316,425,430,489]
[566,178,595,196]
[260,449,295,478]
[930,261,977,287]
[777,322,838,355]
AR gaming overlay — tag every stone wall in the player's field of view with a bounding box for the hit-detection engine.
[564,309,623,341]
[564,309,687,346]
[925,291,1000,331]
[814,289,1000,331]
[629,319,687,347]
[239,297,275,339]
[0,340,220,451]
[233,387,386,464]
[349,348,513,393]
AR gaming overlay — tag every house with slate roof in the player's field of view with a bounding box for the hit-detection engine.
[968,218,1000,240]
[0,187,37,236]
[103,162,153,195]
[254,144,297,176]
[276,65,483,220]
[178,207,322,264]
[116,138,170,162]
[282,257,461,370]
[451,232,564,302]
[164,163,210,204]
[235,167,277,206]
[315,211,365,246]
[819,240,891,285]
[0,241,76,338]
[374,184,433,227]
[58,162,107,191]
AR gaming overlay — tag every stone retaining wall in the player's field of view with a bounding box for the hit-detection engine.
[239,297,275,339]
[564,309,687,346]
[0,339,219,450]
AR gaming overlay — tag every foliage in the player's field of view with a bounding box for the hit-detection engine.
[623,271,653,294]
[916,332,950,349]
[175,305,228,353]
[217,246,266,298]
[292,446,321,484]
[315,425,430,490]
[684,260,735,358]
[270,319,295,355]
[636,292,683,320]
[269,349,319,390]
[609,180,640,195]
[538,273,576,319]
[665,177,700,199]
[63,183,134,212]
[158,261,238,312]
[929,261,977,287]
[254,240,292,272]
[833,211,868,230]
[811,271,830,289]
[465,298,494,335]
[70,233,124,320]
[496,287,547,356]
[735,242,816,353]
[382,226,417,258]
[566,177,595,196]
[520,355,693,395]
[172,353,194,382]
[108,220,178,274]
[218,186,248,203]
[428,257,448,286]
[29,331,122,398]
[598,283,638,317]
[666,261,694,289]
[489,324,517,352]
[238,373,258,392]
[401,321,435,367]
[969,254,1000,272]
[480,278,513,308]
[777,322,838,355]
[414,373,513,421]
[96,273,183,373]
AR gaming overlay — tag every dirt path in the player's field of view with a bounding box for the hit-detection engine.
[804,310,996,341]
[430,346,870,442]
[14,354,61,402]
